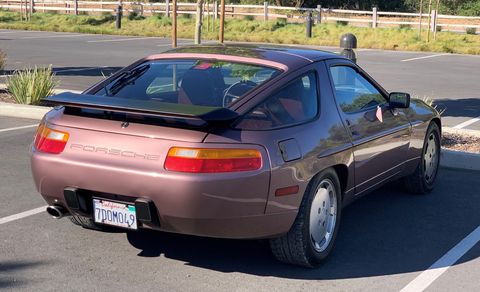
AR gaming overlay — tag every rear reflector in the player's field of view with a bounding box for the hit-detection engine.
[34,124,69,154]
[165,147,262,173]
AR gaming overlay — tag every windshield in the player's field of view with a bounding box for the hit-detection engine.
[96,59,281,108]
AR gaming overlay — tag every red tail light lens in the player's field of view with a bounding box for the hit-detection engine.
[34,124,70,154]
[165,147,262,173]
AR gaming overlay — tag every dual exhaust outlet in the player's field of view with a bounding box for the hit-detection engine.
[46,205,68,219]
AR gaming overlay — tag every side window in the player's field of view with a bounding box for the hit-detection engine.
[329,66,386,113]
[236,72,318,129]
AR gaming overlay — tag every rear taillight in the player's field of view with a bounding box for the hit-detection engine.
[165,147,262,173]
[34,124,69,154]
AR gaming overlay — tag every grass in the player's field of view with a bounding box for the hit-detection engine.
[0,49,5,71]
[0,10,479,54]
[7,66,57,105]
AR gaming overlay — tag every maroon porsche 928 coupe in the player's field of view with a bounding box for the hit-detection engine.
[31,45,441,267]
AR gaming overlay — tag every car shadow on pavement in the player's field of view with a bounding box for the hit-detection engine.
[435,97,480,119]
[0,260,48,288]
[126,168,480,279]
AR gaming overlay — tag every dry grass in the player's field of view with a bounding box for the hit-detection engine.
[0,49,6,71]
[0,10,479,54]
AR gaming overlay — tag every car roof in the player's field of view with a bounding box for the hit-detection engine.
[150,44,346,71]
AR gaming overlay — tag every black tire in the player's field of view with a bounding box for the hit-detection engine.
[403,122,441,194]
[269,168,342,268]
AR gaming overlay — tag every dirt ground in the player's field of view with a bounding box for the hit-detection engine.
[442,132,480,153]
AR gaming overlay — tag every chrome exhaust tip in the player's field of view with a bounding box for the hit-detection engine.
[46,205,67,219]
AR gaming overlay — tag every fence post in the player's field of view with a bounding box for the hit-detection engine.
[263,2,268,22]
[166,0,170,18]
[431,9,437,32]
[214,0,218,20]
[306,12,312,38]
[372,7,377,28]
[74,0,78,15]
[316,5,321,24]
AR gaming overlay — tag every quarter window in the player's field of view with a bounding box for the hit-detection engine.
[236,72,318,129]
[329,66,385,113]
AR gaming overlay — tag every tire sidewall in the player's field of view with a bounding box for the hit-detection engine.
[303,168,342,265]
[420,123,441,191]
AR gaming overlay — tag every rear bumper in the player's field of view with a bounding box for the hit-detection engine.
[31,149,297,239]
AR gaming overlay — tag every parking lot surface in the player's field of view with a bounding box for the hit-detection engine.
[1,29,480,131]
[0,117,479,291]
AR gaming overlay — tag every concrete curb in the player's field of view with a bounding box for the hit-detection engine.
[441,148,480,171]
[0,102,52,120]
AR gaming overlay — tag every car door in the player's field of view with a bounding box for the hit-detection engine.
[326,60,411,195]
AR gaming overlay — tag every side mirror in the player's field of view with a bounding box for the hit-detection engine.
[389,92,410,108]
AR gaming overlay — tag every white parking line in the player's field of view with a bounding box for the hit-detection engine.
[401,54,447,62]
[400,225,480,292]
[0,206,46,225]
[87,37,158,43]
[453,116,480,129]
[0,124,38,133]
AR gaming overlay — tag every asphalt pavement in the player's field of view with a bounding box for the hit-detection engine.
[0,29,479,130]
[0,116,479,291]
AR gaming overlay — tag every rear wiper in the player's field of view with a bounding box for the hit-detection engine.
[105,64,150,96]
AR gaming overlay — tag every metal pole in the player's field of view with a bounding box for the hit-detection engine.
[372,7,377,28]
[219,0,225,43]
[116,3,122,29]
[172,0,177,47]
[166,0,170,18]
[427,0,433,42]
[263,1,268,22]
[29,0,33,17]
[306,12,312,38]
[74,0,78,15]
[434,0,440,40]
[316,5,321,24]
[418,0,424,38]
[206,0,209,32]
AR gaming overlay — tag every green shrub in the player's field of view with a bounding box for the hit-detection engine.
[336,20,348,26]
[128,11,145,21]
[399,24,411,30]
[0,50,5,72]
[7,66,57,105]
[466,27,477,35]
[82,14,115,26]
[243,15,254,21]
[436,25,442,32]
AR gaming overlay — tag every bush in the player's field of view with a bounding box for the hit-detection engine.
[436,25,442,32]
[244,15,255,21]
[128,11,145,21]
[336,20,348,26]
[399,24,411,30]
[7,66,57,105]
[0,50,5,72]
[466,27,477,35]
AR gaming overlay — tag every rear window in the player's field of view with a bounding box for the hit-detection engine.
[95,59,280,108]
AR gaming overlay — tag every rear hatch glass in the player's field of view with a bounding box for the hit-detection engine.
[94,59,280,109]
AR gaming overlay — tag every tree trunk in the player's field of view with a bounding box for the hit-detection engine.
[194,0,204,45]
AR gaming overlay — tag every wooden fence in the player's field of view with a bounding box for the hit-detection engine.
[1,0,479,33]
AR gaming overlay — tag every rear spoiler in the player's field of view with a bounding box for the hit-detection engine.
[44,92,239,124]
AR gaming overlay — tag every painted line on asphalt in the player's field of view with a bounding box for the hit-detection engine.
[401,54,447,62]
[0,124,38,133]
[400,225,480,292]
[87,37,158,43]
[453,116,480,129]
[0,206,47,225]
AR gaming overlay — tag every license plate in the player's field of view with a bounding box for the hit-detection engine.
[93,198,137,230]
